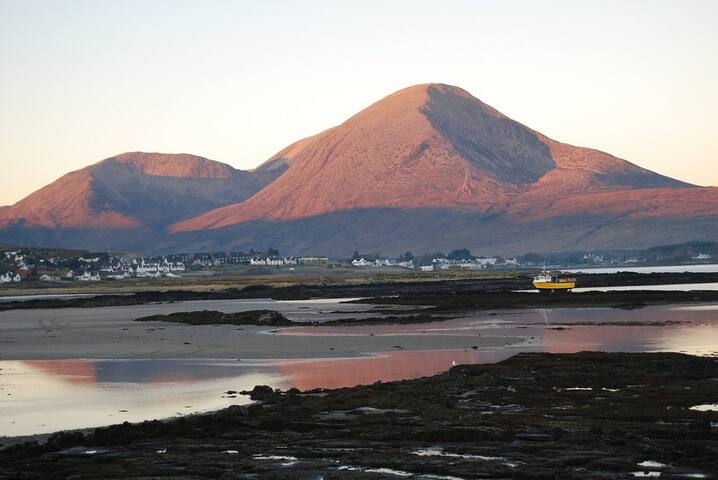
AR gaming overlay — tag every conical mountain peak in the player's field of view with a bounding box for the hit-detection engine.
[175,83,688,234]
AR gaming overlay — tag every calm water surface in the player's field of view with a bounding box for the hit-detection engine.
[565,264,718,274]
[2,303,718,437]
[0,293,104,302]
[572,283,718,292]
[519,282,718,293]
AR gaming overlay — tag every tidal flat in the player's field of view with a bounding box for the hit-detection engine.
[2,273,718,478]
[3,271,718,312]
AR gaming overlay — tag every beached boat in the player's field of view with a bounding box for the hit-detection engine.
[532,272,576,292]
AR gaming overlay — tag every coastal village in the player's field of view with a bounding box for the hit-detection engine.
[0,242,715,285]
[0,248,333,284]
[350,254,516,271]
[0,245,534,285]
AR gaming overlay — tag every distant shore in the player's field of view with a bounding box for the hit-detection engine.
[2,272,718,360]
[2,271,718,312]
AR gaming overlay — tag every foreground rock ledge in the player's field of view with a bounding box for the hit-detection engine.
[2,352,717,479]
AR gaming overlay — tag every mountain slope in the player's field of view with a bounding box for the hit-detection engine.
[172,83,693,234]
[2,84,715,255]
[0,152,278,244]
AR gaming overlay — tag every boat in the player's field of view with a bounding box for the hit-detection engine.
[532,271,576,292]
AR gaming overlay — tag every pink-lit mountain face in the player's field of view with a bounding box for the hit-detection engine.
[173,84,692,232]
[2,85,717,255]
[0,152,279,249]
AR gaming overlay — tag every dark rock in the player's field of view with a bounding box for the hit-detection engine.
[134,309,295,327]
[240,385,275,401]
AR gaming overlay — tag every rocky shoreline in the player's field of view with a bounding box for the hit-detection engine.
[134,309,451,327]
[2,271,718,313]
[356,289,718,314]
[134,307,692,329]
[134,309,298,327]
[1,352,716,479]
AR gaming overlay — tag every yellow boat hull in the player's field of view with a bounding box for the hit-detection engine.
[533,281,575,291]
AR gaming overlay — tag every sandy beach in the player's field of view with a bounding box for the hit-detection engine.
[0,299,520,360]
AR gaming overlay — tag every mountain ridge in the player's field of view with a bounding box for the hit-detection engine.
[171,83,693,234]
[0,152,279,230]
[0,83,715,255]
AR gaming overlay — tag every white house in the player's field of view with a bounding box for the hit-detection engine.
[77,271,101,282]
[250,257,296,266]
[107,272,132,280]
[374,258,397,267]
[476,257,498,266]
[352,258,372,267]
[298,256,328,263]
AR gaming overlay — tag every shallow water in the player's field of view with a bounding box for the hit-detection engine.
[564,264,718,274]
[285,304,718,357]
[2,303,718,436]
[0,359,284,436]
[0,293,107,302]
[0,350,507,436]
[0,296,405,326]
[518,282,718,293]
[573,282,718,292]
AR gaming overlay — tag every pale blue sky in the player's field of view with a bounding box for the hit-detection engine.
[1,0,716,205]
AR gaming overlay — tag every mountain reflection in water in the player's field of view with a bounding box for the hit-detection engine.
[275,349,513,390]
[2,303,718,436]
[25,358,269,385]
[2,352,504,436]
[1,359,286,437]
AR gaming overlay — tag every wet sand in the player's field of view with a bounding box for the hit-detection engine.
[0,299,520,360]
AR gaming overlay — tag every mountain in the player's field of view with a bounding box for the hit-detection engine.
[173,84,688,230]
[0,152,278,250]
[166,84,718,255]
[2,84,717,255]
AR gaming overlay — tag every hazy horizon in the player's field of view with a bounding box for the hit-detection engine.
[1,0,716,206]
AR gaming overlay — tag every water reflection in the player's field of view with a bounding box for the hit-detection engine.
[518,282,718,292]
[1,351,510,437]
[572,282,718,292]
[3,303,718,437]
[277,349,513,390]
[564,264,718,274]
[0,359,287,437]
[25,358,270,384]
[286,305,718,356]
